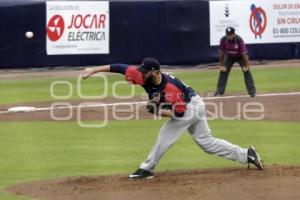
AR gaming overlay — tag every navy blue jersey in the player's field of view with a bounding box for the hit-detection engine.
[110,64,196,117]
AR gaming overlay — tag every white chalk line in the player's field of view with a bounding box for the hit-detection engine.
[1,91,300,115]
[203,91,300,99]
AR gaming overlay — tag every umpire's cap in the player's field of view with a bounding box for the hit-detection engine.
[226,27,235,35]
[138,57,160,73]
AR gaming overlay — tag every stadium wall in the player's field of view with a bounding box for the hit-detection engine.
[0,0,299,68]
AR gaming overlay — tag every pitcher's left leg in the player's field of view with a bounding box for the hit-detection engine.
[139,115,194,171]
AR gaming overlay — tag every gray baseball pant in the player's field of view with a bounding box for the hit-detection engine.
[140,95,248,171]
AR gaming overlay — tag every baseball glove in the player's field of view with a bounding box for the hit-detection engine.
[146,99,160,114]
[146,92,166,114]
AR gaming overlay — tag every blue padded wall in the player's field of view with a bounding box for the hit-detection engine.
[0,0,299,68]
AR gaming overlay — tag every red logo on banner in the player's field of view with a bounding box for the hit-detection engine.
[249,4,267,39]
[47,15,65,41]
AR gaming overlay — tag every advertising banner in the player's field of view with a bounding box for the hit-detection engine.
[209,0,300,45]
[46,1,109,55]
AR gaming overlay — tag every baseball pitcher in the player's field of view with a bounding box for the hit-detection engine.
[82,57,264,179]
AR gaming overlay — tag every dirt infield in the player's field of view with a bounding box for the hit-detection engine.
[8,166,300,200]
[1,94,300,121]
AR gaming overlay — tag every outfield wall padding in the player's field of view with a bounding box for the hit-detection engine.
[0,0,299,68]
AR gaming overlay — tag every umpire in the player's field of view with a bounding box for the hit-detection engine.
[215,27,256,97]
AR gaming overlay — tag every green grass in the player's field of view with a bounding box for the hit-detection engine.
[174,66,300,93]
[0,75,144,105]
[1,66,300,104]
[1,65,300,200]
[0,120,300,200]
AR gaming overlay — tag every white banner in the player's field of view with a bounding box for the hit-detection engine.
[209,0,300,46]
[46,1,109,55]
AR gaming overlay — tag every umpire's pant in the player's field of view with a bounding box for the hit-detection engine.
[215,56,256,95]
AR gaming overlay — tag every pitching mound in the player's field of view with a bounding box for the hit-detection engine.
[8,166,300,200]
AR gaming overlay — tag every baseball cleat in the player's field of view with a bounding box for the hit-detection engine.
[129,168,154,179]
[214,92,223,97]
[247,145,264,170]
